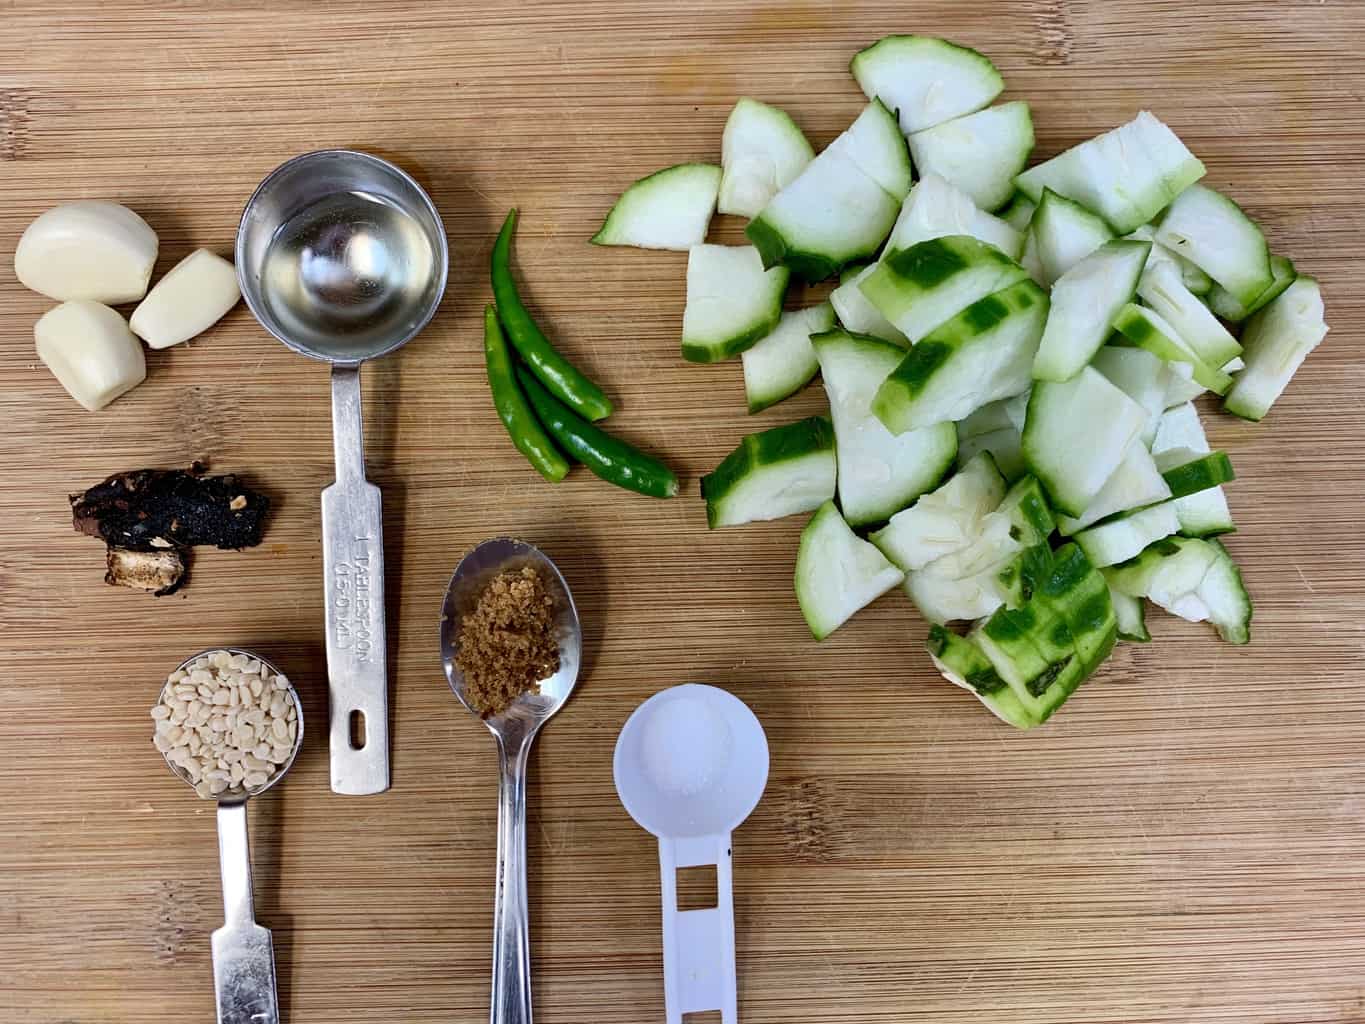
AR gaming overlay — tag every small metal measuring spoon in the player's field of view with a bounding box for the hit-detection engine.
[236,149,448,796]
[154,648,304,1024]
[614,684,770,1024]
[440,538,582,1024]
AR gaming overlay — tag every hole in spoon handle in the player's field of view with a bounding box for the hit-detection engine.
[323,364,390,795]
[658,834,738,1024]
[348,709,367,750]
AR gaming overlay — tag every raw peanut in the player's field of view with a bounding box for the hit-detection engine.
[153,649,299,800]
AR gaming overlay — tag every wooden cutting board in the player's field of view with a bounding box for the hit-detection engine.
[3,2,1364,1021]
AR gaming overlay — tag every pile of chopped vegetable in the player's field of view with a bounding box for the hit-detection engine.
[591,35,1328,729]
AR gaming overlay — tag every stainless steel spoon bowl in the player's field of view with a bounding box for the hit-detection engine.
[440,538,581,1024]
[155,647,303,1024]
[236,149,449,797]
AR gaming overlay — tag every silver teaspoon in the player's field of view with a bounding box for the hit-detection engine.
[440,538,582,1024]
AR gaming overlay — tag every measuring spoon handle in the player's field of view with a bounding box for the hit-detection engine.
[658,833,738,1024]
[490,737,535,1024]
[322,364,391,795]
[212,801,280,1024]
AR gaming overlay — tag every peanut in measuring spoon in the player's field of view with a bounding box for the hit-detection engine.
[153,647,304,1024]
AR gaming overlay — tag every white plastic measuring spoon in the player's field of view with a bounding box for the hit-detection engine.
[613,684,769,1024]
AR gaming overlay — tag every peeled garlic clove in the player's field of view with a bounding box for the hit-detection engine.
[14,200,158,304]
[130,249,241,349]
[35,301,146,411]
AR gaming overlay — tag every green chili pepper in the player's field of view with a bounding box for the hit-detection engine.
[492,209,614,422]
[484,305,570,483]
[516,366,678,499]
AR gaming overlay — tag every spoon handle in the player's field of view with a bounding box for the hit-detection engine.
[491,738,534,1024]
[658,833,738,1024]
[322,363,391,796]
[211,801,280,1024]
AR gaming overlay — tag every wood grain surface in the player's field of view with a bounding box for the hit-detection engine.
[3,2,1364,1022]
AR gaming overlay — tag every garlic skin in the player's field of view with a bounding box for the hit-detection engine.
[35,301,146,411]
[130,248,241,349]
[14,201,159,304]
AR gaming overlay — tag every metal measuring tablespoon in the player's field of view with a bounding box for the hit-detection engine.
[236,149,448,795]
[154,648,304,1024]
[440,538,582,1024]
